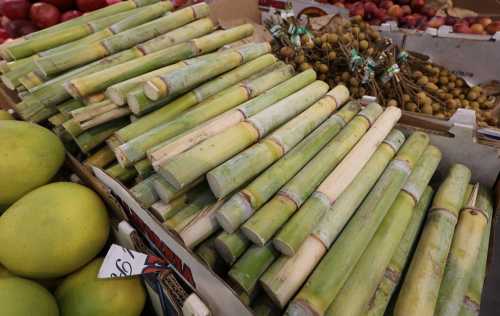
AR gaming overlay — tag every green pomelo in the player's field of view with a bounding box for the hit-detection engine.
[56,258,146,316]
[0,120,65,208]
[0,110,14,120]
[0,277,59,316]
[0,182,110,278]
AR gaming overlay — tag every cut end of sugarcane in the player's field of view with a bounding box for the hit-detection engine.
[206,172,228,199]
[106,87,126,106]
[260,278,288,310]
[64,81,83,99]
[213,238,237,265]
[32,59,51,79]
[157,167,184,191]
[240,225,266,247]
[286,300,318,316]
[215,210,239,234]
[1,74,17,90]
[273,238,296,257]
[113,145,133,168]
[144,77,167,101]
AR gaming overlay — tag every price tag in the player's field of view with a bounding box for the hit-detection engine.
[98,244,171,279]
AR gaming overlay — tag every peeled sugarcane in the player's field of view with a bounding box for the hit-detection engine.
[115,61,291,167]
[179,199,226,249]
[326,146,442,316]
[365,186,434,316]
[74,117,129,153]
[459,187,493,316]
[150,195,188,221]
[195,237,227,274]
[435,185,493,316]
[164,188,215,233]
[84,146,116,168]
[287,132,430,316]
[35,2,198,78]
[130,174,162,208]
[153,176,203,204]
[393,163,472,316]
[214,231,250,266]
[65,23,255,99]
[157,79,328,190]
[105,163,138,183]
[244,106,400,249]
[147,64,310,165]
[228,243,279,295]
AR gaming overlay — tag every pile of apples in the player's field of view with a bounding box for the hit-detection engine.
[0,0,119,43]
[428,16,500,35]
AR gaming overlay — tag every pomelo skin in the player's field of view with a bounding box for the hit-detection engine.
[56,258,146,316]
[0,110,14,120]
[0,277,60,316]
[0,182,110,279]
[0,120,65,208]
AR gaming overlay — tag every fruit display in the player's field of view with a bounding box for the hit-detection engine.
[265,13,499,127]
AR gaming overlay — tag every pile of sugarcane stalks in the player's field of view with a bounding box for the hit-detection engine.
[1,2,495,315]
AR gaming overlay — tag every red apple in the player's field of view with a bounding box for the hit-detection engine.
[5,19,36,37]
[349,3,365,17]
[375,7,387,20]
[453,22,472,34]
[76,0,106,12]
[485,21,500,35]
[364,1,378,14]
[400,14,417,28]
[477,17,492,28]
[420,5,436,17]
[105,0,120,5]
[1,15,10,28]
[401,4,411,15]
[61,9,82,21]
[43,0,74,10]
[426,16,445,28]
[18,19,36,35]
[0,28,9,43]
[470,23,485,34]
[2,0,31,20]
[380,0,393,9]
[30,2,61,28]
[387,4,403,18]
[411,0,424,10]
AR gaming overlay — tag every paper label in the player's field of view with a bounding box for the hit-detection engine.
[99,244,171,279]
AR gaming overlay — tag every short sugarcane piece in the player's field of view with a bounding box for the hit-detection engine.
[74,117,129,153]
[207,84,350,199]
[459,187,493,316]
[105,163,138,183]
[133,159,153,178]
[84,146,116,168]
[35,2,198,78]
[435,184,493,316]
[214,231,250,266]
[195,237,227,274]
[270,104,389,255]
[65,23,254,99]
[228,243,279,295]
[394,163,472,316]
[326,146,442,316]
[128,43,273,115]
[164,188,215,232]
[244,106,400,247]
[153,176,203,204]
[116,64,292,167]
[130,174,161,208]
[150,195,188,221]
[179,199,226,249]
[156,79,327,190]
[287,132,430,316]
[365,186,434,316]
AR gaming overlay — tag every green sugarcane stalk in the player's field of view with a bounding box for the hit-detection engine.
[116,56,297,143]
[74,117,129,153]
[393,163,472,316]
[271,104,385,256]
[116,64,292,167]
[134,159,153,178]
[287,132,430,316]
[105,163,138,183]
[435,184,493,316]
[164,188,215,232]
[153,176,203,204]
[157,79,327,190]
[84,146,116,168]
[214,231,250,266]
[62,118,83,138]
[326,146,442,316]
[260,130,406,309]
[365,186,434,316]
[130,174,161,208]
[64,23,254,99]
[18,71,44,90]
[459,187,493,316]
[228,243,279,295]
[150,195,188,221]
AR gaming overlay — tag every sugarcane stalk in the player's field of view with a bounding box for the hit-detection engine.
[117,64,293,167]
[64,24,255,99]
[48,113,70,126]
[75,117,129,153]
[326,146,442,316]
[18,71,43,90]
[133,159,153,178]
[287,132,430,316]
[35,2,191,78]
[179,199,225,249]
[156,80,327,191]
[393,163,472,316]
[71,100,116,122]
[130,174,161,208]
[228,243,279,295]
[435,184,493,316]
[105,163,138,183]
[84,146,116,168]
[214,231,250,266]
[259,130,406,308]
[195,236,227,274]
[153,176,203,204]
[164,188,215,232]
[80,108,131,131]
[459,187,493,316]
[62,118,83,138]
[150,195,188,221]
[365,186,434,316]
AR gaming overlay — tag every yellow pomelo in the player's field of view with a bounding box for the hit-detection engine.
[0,277,59,316]
[56,258,146,316]
[0,110,14,120]
[0,120,65,208]
[0,182,110,278]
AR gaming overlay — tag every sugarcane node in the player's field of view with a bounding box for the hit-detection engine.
[400,189,418,206]
[463,206,489,221]
[428,207,459,220]
[383,265,401,284]
[144,77,168,100]
[462,295,480,313]
[64,81,83,99]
